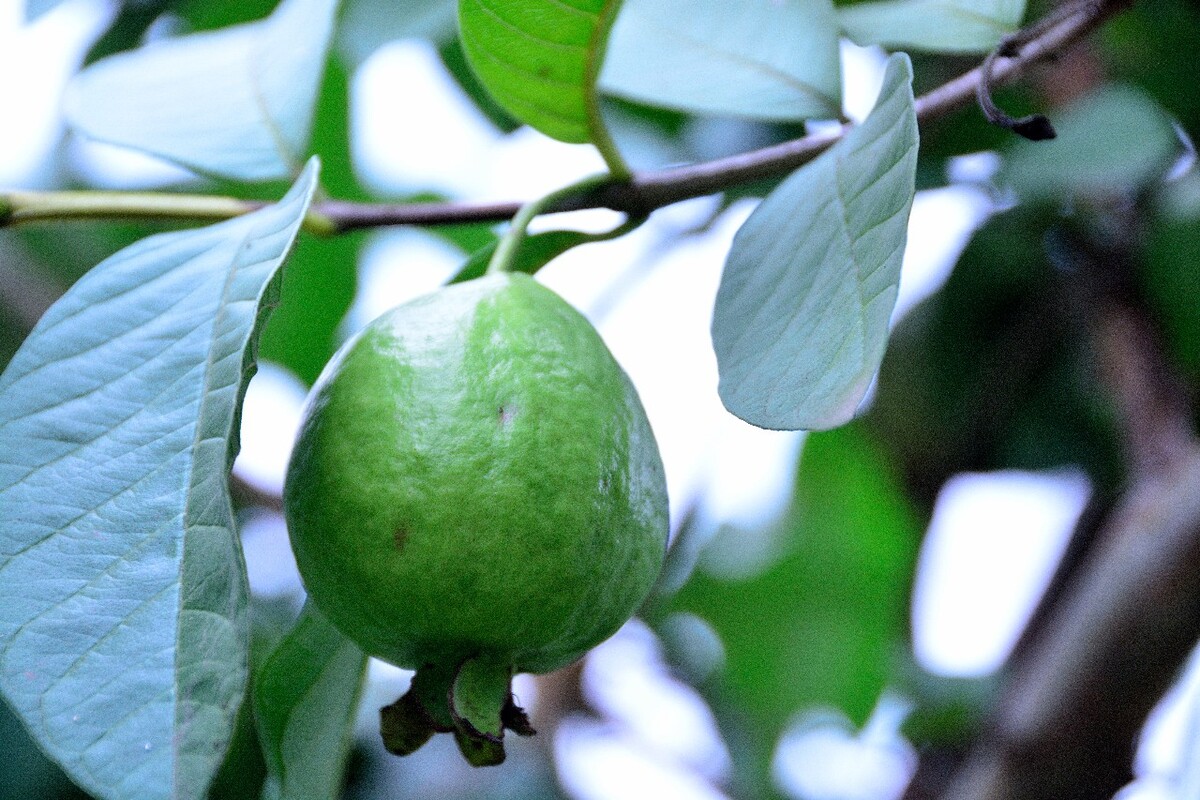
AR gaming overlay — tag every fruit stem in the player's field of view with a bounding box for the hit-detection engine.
[485,174,620,276]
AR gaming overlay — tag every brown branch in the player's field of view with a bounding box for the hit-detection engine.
[941,445,1200,800]
[0,0,1130,235]
[931,248,1200,799]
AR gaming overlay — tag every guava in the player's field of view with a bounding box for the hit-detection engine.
[282,272,669,766]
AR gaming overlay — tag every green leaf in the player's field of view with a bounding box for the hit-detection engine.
[451,230,594,284]
[668,424,919,781]
[63,0,339,182]
[1000,83,1181,200]
[0,162,319,800]
[255,602,366,800]
[837,0,1025,53]
[712,53,918,431]
[600,0,841,121]
[1144,211,1200,381]
[449,656,511,767]
[457,0,622,149]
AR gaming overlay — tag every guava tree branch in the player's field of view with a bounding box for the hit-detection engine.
[0,0,1130,234]
[924,237,1200,800]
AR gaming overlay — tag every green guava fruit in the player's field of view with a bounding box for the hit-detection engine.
[282,272,669,766]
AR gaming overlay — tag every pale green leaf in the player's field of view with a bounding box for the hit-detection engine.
[256,602,367,800]
[838,0,1025,53]
[0,161,320,800]
[63,0,338,181]
[457,0,619,145]
[1001,83,1181,199]
[712,54,918,431]
[601,0,841,121]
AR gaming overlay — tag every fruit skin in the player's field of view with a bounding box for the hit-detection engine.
[283,273,668,762]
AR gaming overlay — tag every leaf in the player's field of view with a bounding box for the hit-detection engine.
[667,424,919,783]
[63,0,338,181]
[457,0,620,145]
[1000,83,1181,200]
[600,0,841,121]
[837,0,1025,53]
[712,53,918,431]
[255,602,366,800]
[450,230,593,284]
[0,161,320,800]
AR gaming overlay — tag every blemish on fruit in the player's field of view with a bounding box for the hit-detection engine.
[394,524,410,552]
[497,404,516,427]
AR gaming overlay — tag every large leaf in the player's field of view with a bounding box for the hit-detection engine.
[255,603,366,800]
[667,424,919,789]
[1000,83,1181,200]
[600,0,841,121]
[457,0,620,145]
[837,0,1025,53]
[0,162,320,800]
[63,0,338,181]
[712,53,918,431]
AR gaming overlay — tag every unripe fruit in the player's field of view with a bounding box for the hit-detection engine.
[283,273,668,765]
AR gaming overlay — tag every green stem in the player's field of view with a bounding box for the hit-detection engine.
[586,0,631,180]
[0,189,338,236]
[485,174,619,276]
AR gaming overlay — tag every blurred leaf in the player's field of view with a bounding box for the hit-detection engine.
[898,666,997,745]
[1102,0,1200,141]
[254,59,364,385]
[206,684,268,800]
[255,602,367,800]
[1144,212,1200,381]
[457,0,620,145]
[0,698,91,800]
[310,56,370,202]
[600,0,841,121]
[1001,84,1181,200]
[23,0,68,20]
[257,234,360,386]
[174,0,281,29]
[869,207,1122,499]
[0,163,318,800]
[64,0,338,182]
[337,0,458,66]
[451,230,594,284]
[712,54,918,431]
[83,0,176,64]
[668,423,919,783]
[12,221,178,289]
[838,0,1025,52]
